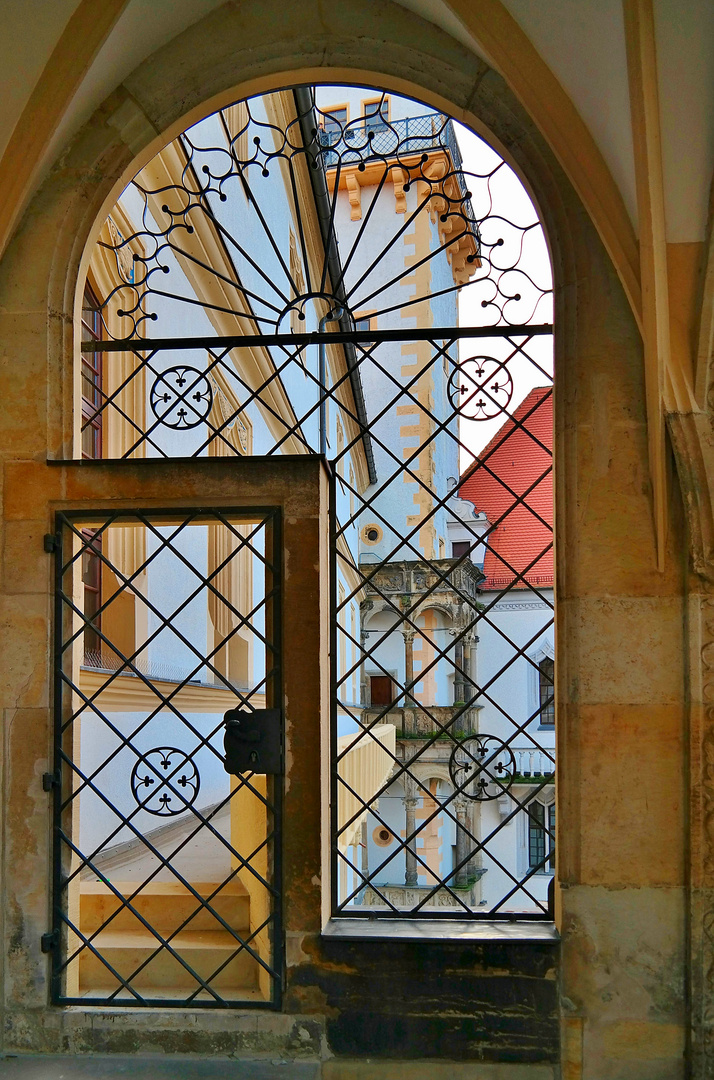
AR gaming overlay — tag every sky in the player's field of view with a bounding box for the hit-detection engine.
[453,122,554,462]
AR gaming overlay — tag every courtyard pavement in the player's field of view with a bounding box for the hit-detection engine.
[0,1057,320,1079]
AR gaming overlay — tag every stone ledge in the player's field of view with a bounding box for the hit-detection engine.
[321,918,559,942]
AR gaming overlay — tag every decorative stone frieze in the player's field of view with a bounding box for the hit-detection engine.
[363,875,486,910]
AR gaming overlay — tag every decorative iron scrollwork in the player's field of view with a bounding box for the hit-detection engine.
[448,356,513,420]
[449,735,516,800]
[277,290,350,334]
[130,746,200,816]
[150,367,213,428]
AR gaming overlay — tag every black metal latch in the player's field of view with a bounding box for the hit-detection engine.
[41,929,58,953]
[223,708,281,775]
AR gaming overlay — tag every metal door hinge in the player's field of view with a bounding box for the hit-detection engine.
[41,930,58,953]
[43,533,59,553]
[42,771,60,791]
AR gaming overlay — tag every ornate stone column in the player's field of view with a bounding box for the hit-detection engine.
[359,599,373,708]
[403,778,419,887]
[360,816,369,895]
[359,627,369,707]
[454,794,471,889]
[453,635,465,704]
[402,628,416,703]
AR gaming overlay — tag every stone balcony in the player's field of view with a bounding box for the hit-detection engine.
[361,703,481,738]
[362,871,487,911]
[361,557,484,615]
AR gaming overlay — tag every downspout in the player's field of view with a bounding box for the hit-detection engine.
[319,305,343,457]
[293,86,377,484]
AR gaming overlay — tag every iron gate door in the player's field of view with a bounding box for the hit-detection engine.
[49,506,283,1007]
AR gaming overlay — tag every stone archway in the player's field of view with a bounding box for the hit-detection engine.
[0,2,693,1073]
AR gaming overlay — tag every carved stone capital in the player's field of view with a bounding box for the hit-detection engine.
[667,411,714,581]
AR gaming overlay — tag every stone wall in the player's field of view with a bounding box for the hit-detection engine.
[0,1,698,1075]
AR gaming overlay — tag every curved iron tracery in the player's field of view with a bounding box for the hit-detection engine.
[130,746,201,816]
[96,88,551,344]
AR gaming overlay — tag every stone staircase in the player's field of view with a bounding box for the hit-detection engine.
[78,879,260,998]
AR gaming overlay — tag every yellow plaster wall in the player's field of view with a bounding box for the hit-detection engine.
[399,179,437,560]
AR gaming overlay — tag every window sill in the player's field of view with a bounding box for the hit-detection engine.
[322,918,559,943]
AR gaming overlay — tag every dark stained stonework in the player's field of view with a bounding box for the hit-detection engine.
[286,937,559,1062]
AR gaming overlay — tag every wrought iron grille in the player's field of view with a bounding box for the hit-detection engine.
[77,82,555,926]
[329,332,554,918]
[51,509,282,1005]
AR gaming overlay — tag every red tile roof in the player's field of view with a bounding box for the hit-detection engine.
[458,387,553,590]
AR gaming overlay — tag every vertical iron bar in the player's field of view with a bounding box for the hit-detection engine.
[268,507,283,1008]
[50,513,65,1003]
[329,465,340,915]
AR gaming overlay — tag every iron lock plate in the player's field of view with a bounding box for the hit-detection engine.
[223,708,282,775]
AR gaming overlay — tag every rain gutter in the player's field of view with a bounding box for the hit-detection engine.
[293,85,377,485]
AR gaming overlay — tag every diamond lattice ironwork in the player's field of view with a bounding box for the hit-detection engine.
[51,509,282,1005]
[71,82,556,939]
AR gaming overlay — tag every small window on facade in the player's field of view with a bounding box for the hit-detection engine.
[354,314,374,335]
[451,540,470,559]
[539,656,555,725]
[81,530,102,664]
[81,283,103,459]
[364,99,388,133]
[528,801,555,873]
[323,107,347,137]
[370,674,393,705]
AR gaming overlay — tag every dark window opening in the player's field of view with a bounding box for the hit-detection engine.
[364,99,388,133]
[528,800,555,873]
[81,530,102,662]
[539,656,555,725]
[451,540,471,559]
[81,283,103,459]
[323,108,347,137]
[370,674,394,706]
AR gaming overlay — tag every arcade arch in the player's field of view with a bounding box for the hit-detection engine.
[0,4,688,1069]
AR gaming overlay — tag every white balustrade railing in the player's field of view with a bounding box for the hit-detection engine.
[512,747,555,779]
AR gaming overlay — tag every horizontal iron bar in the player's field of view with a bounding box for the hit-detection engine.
[58,994,279,1009]
[332,908,551,922]
[80,323,554,352]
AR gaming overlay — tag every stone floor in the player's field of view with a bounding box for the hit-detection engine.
[0,1060,559,1080]
[0,1058,320,1079]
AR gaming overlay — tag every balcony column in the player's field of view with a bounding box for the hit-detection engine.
[453,636,465,704]
[359,628,369,707]
[454,794,472,890]
[403,778,419,887]
[462,631,477,733]
[402,628,417,734]
[467,801,482,882]
[462,634,472,696]
[402,628,416,703]
[360,816,369,895]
